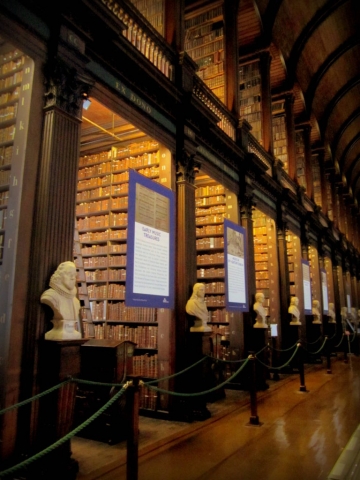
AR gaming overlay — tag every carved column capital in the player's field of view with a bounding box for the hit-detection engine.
[44,58,93,117]
[240,192,255,219]
[176,150,200,184]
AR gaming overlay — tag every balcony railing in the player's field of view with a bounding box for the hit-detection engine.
[100,0,176,81]
[247,131,273,172]
[193,76,236,140]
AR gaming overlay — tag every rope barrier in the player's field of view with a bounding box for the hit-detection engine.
[0,379,72,416]
[303,337,328,355]
[350,331,357,343]
[144,355,208,385]
[206,356,248,364]
[0,383,130,479]
[75,378,125,388]
[143,358,250,397]
[334,334,345,349]
[267,340,299,352]
[302,335,322,346]
[255,344,299,370]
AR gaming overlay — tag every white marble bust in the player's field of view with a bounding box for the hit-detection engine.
[328,302,336,324]
[312,299,321,324]
[41,261,82,340]
[186,283,211,332]
[288,296,301,325]
[253,292,267,329]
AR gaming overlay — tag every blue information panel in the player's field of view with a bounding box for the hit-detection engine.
[224,218,249,312]
[320,268,329,314]
[302,259,312,314]
[126,169,175,309]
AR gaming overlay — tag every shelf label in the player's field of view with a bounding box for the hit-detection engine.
[126,169,175,309]
[224,218,248,312]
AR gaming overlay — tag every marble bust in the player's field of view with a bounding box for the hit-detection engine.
[328,302,336,324]
[41,261,82,340]
[312,299,321,324]
[288,296,301,325]
[186,283,211,332]
[253,292,267,328]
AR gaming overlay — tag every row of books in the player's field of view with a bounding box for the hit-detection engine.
[197,61,224,80]
[77,175,111,190]
[196,204,226,216]
[204,281,225,293]
[76,196,129,214]
[208,309,229,323]
[185,5,223,29]
[185,26,223,50]
[79,230,127,244]
[0,170,10,186]
[196,214,225,225]
[255,270,269,279]
[0,209,6,229]
[0,105,17,123]
[78,153,159,179]
[196,224,224,236]
[196,236,224,250]
[88,283,126,300]
[240,94,262,108]
[81,243,127,256]
[197,252,224,265]
[0,145,12,166]
[89,300,157,323]
[139,386,158,411]
[77,213,128,230]
[197,267,224,278]
[0,125,15,144]
[205,295,225,307]
[0,55,24,75]
[195,185,225,197]
[0,191,9,206]
[195,194,226,206]
[132,354,158,378]
[0,70,23,90]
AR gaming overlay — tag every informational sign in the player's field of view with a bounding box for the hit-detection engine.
[126,169,175,308]
[321,268,329,314]
[224,219,248,312]
[347,294,351,314]
[270,324,278,337]
[302,259,312,314]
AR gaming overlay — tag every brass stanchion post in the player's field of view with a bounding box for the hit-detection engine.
[325,336,332,374]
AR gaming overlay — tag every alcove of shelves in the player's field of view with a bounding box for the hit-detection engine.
[239,60,262,144]
[75,98,172,413]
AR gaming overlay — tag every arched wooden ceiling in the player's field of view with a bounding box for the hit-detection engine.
[250,0,360,201]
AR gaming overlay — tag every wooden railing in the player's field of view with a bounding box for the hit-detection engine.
[247,131,273,172]
[100,0,176,81]
[193,76,236,140]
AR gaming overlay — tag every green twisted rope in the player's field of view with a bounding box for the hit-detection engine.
[143,358,250,397]
[0,383,129,479]
[144,356,208,385]
[0,379,72,416]
[206,356,248,364]
[350,331,357,343]
[334,334,345,348]
[302,335,322,346]
[75,378,124,388]
[267,340,299,352]
[304,337,327,355]
[255,345,299,370]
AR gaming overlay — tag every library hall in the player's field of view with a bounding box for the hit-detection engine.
[1,1,360,479]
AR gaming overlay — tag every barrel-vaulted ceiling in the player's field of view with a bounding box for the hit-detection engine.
[238,0,360,203]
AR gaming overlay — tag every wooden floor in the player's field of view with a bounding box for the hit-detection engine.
[73,354,360,480]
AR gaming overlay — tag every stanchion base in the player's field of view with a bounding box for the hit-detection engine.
[299,385,307,392]
[246,416,263,427]
[327,369,332,374]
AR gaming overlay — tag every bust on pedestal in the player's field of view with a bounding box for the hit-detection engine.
[288,296,301,325]
[328,303,336,324]
[41,261,82,340]
[253,292,267,328]
[312,299,322,324]
[186,283,212,332]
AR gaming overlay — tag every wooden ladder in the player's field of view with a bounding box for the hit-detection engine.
[74,223,95,338]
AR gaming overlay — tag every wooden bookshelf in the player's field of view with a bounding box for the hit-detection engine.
[295,130,306,188]
[75,122,172,412]
[311,153,322,207]
[0,46,26,265]
[239,61,262,144]
[286,231,302,300]
[252,208,280,324]
[185,2,225,103]
[194,173,241,362]
[129,0,165,37]
[272,101,288,173]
